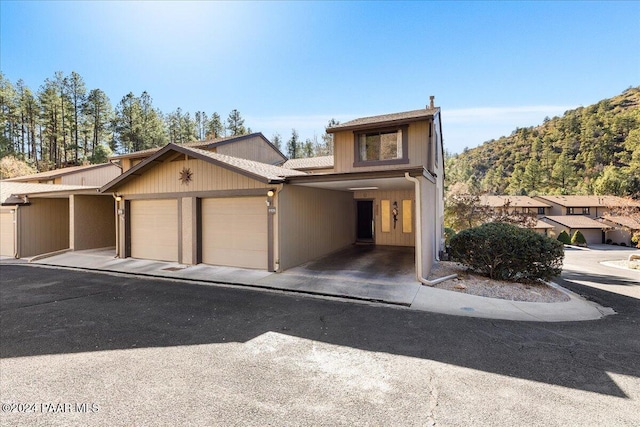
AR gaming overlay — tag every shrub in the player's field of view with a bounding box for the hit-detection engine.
[444,227,456,246]
[449,222,564,282]
[606,239,612,244]
[620,242,627,247]
[571,230,587,247]
[557,230,571,245]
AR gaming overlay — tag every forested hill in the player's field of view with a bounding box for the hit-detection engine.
[446,86,640,198]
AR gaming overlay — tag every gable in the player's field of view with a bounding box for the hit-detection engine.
[215,134,286,165]
[116,157,271,195]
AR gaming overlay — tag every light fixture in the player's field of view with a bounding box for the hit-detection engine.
[267,190,275,197]
[347,186,379,191]
[115,196,122,202]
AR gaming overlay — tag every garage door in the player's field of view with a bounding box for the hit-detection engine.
[130,199,178,262]
[201,197,267,269]
[0,211,14,257]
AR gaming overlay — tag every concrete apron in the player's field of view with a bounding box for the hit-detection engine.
[18,247,611,322]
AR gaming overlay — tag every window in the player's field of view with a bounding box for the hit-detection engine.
[537,207,545,215]
[567,207,590,215]
[354,127,408,166]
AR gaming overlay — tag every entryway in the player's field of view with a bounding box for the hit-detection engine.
[356,200,374,242]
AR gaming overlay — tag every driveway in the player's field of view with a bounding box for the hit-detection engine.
[1,264,639,426]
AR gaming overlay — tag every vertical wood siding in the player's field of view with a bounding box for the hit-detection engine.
[353,189,415,246]
[333,120,431,173]
[70,195,115,250]
[0,210,15,256]
[19,198,69,257]
[216,136,284,165]
[60,164,121,186]
[117,158,271,195]
[278,186,355,270]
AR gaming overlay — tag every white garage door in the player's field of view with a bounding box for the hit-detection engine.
[130,199,178,262]
[0,211,15,257]
[201,197,267,269]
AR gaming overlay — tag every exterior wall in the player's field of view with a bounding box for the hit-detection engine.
[181,197,194,265]
[547,224,603,245]
[332,120,431,173]
[60,164,121,186]
[216,136,285,165]
[278,185,355,271]
[0,209,15,257]
[353,189,415,246]
[18,198,69,257]
[117,158,271,195]
[605,227,634,246]
[69,195,115,251]
[421,176,436,276]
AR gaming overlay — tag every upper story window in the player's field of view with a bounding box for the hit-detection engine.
[354,126,409,167]
[537,207,545,215]
[567,207,590,215]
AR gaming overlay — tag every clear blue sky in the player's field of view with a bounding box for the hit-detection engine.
[1,1,638,154]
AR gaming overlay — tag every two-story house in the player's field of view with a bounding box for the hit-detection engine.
[534,195,640,245]
[100,100,446,278]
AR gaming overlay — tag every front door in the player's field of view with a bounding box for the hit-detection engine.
[356,200,374,242]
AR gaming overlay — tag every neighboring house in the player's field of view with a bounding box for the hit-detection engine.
[597,215,640,246]
[534,195,640,245]
[100,100,446,278]
[3,162,120,186]
[0,182,115,258]
[480,195,553,235]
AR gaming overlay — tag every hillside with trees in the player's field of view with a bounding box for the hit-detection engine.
[0,71,335,178]
[446,86,640,198]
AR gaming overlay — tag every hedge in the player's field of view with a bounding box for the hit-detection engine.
[557,230,571,245]
[449,222,564,282]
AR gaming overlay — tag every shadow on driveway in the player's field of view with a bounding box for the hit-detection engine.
[1,264,639,399]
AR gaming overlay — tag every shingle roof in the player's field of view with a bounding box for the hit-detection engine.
[536,195,640,208]
[533,219,555,229]
[3,163,116,182]
[1,182,98,204]
[480,195,551,208]
[282,156,334,170]
[598,215,640,230]
[186,146,306,181]
[541,215,611,229]
[326,107,438,133]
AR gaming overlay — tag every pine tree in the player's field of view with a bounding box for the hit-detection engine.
[207,112,224,138]
[226,109,246,136]
[287,129,299,159]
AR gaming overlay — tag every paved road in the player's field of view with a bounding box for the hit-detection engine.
[1,262,639,426]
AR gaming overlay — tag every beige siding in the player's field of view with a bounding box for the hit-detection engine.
[130,199,178,262]
[420,176,436,276]
[201,197,267,269]
[216,136,284,165]
[70,195,115,251]
[278,186,355,271]
[353,189,415,247]
[605,228,633,246]
[0,210,15,257]
[19,198,69,257]
[181,197,194,265]
[333,120,431,173]
[118,158,271,195]
[60,164,121,186]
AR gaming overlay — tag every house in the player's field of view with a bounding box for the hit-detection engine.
[0,182,115,258]
[597,215,640,246]
[100,99,446,278]
[479,195,554,235]
[3,162,121,186]
[534,195,640,245]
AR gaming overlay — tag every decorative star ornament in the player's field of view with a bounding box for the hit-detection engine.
[179,167,193,185]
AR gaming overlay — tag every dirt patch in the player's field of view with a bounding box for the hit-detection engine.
[428,261,570,303]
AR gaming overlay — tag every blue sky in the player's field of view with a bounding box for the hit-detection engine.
[1,1,638,154]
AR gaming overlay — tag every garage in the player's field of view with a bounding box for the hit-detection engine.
[0,210,15,257]
[130,199,178,262]
[201,197,267,269]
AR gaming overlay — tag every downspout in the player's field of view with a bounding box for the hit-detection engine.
[404,173,456,286]
[13,205,19,259]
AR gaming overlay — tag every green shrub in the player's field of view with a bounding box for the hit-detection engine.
[449,222,564,282]
[557,230,571,245]
[444,227,456,246]
[571,230,587,247]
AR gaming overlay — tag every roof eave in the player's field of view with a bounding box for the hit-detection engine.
[326,115,434,134]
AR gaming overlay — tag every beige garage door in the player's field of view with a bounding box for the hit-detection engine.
[0,211,15,257]
[202,197,267,269]
[130,199,178,262]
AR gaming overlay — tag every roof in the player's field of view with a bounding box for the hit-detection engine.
[109,132,287,162]
[536,195,640,208]
[541,215,612,229]
[480,195,551,208]
[3,163,117,182]
[101,143,306,192]
[282,156,334,170]
[326,107,439,133]
[597,215,640,230]
[1,181,99,205]
[533,219,555,229]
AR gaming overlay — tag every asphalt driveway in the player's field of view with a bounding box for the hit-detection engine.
[1,263,639,426]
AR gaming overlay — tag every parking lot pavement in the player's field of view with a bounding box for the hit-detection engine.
[1,264,639,426]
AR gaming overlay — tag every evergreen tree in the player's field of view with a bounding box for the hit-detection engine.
[226,109,246,136]
[287,129,299,159]
[271,132,282,151]
[207,112,224,138]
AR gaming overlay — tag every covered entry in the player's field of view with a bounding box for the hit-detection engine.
[201,197,267,269]
[130,199,178,262]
